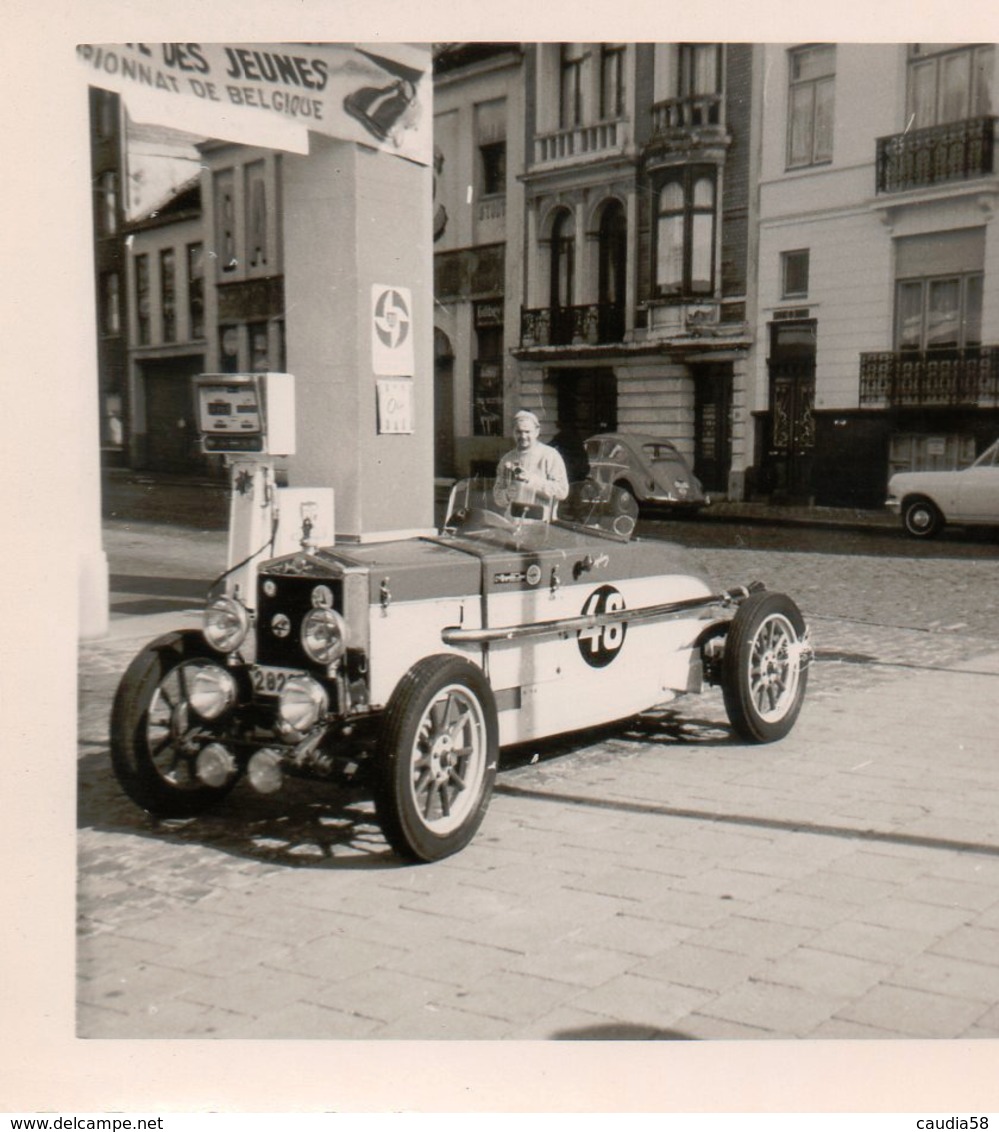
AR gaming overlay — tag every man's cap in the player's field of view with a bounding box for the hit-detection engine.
[513,409,541,429]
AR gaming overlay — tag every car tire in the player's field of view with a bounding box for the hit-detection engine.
[374,655,499,862]
[721,592,809,744]
[110,631,241,817]
[902,498,943,538]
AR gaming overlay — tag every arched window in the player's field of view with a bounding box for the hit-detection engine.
[550,209,575,310]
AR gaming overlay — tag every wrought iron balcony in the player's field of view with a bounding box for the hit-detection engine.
[876,116,996,194]
[533,119,627,165]
[520,303,625,347]
[859,346,999,407]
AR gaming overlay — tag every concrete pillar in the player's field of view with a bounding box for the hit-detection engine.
[282,135,433,541]
[73,77,109,639]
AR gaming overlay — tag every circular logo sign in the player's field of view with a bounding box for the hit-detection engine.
[577,585,627,668]
[271,613,292,639]
[526,564,542,587]
[373,288,410,349]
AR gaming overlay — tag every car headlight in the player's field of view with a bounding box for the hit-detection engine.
[278,675,330,732]
[301,607,348,667]
[187,664,238,720]
[202,595,251,654]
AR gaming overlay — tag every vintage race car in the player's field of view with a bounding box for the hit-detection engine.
[111,480,812,862]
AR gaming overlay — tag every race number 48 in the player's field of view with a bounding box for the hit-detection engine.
[577,585,627,668]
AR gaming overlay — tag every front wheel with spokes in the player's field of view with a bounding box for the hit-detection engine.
[110,631,241,816]
[721,592,810,743]
[374,655,499,862]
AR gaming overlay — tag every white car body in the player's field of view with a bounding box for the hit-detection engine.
[886,438,999,537]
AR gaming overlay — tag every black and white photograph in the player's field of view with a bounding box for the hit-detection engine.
[5,0,999,1119]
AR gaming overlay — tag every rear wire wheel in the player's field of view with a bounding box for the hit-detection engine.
[721,592,809,743]
[374,655,499,862]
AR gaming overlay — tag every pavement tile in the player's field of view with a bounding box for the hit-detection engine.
[754,945,891,999]
[670,1012,775,1040]
[738,892,855,931]
[578,912,696,958]
[855,897,974,936]
[898,875,999,913]
[685,915,815,961]
[670,867,786,903]
[779,869,900,907]
[825,849,934,885]
[562,865,682,903]
[77,996,214,1039]
[372,1002,516,1039]
[267,932,407,982]
[500,941,641,988]
[309,966,449,1023]
[806,1017,903,1039]
[807,919,939,966]
[174,962,325,1021]
[244,999,385,1039]
[77,960,218,1016]
[431,969,576,1025]
[448,890,626,952]
[834,983,988,1038]
[929,925,999,967]
[632,942,763,993]
[399,881,523,923]
[887,951,999,1005]
[636,889,749,930]
[341,906,475,950]
[384,936,517,986]
[697,978,847,1037]
[566,973,713,1031]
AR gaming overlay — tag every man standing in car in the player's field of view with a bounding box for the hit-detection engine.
[494,409,569,513]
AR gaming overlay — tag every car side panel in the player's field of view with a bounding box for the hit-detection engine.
[485,572,714,747]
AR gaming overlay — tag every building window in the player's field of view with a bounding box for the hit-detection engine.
[215,170,237,273]
[245,162,267,269]
[480,141,506,197]
[135,254,150,345]
[560,44,586,129]
[908,44,994,128]
[473,307,504,438]
[101,272,120,336]
[781,250,810,299]
[550,208,575,309]
[249,322,270,372]
[895,274,983,351]
[895,229,985,351]
[220,325,240,373]
[187,243,204,339]
[160,249,176,343]
[679,43,721,98]
[655,168,716,298]
[787,45,835,168]
[98,171,118,236]
[600,44,625,119]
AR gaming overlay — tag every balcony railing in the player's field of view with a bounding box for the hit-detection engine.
[859,347,999,407]
[876,116,996,194]
[534,119,626,164]
[650,94,722,134]
[520,303,625,347]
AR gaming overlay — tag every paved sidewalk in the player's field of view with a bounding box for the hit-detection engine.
[78,565,999,1039]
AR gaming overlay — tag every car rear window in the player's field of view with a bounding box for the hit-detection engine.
[643,443,681,463]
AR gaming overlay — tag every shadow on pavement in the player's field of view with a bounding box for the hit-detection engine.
[77,745,405,871]
[551,1022,695,1040]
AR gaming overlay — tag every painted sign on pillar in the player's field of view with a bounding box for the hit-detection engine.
[371,285,414,376]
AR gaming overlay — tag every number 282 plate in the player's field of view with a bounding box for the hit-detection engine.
[250,665,300,697]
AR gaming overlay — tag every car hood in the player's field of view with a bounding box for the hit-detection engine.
[887,470,955,494]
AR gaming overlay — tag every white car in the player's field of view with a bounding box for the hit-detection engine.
[886,438,999,538]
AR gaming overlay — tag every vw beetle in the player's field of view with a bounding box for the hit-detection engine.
[111,480,812,862]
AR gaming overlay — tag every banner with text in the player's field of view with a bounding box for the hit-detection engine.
[76,42,431,165]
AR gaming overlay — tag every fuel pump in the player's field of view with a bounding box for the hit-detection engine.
[193,372,334,607]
